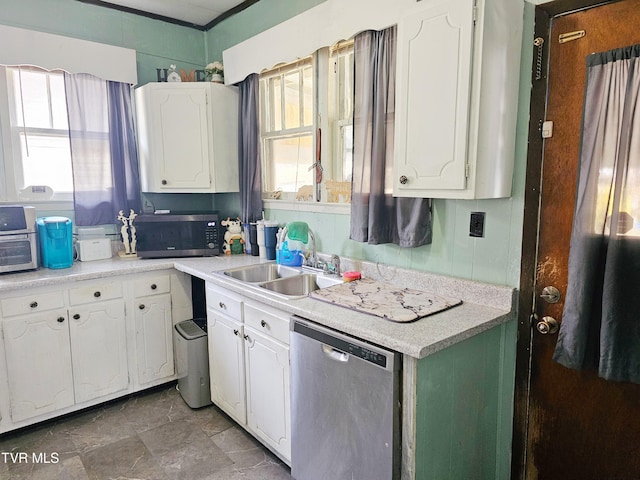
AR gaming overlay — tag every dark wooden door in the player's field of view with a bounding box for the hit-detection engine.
[521,1,640,478]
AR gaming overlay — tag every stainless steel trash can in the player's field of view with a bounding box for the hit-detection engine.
[174,318,212,408]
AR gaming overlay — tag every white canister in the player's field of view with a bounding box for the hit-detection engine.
[256,221,266,259]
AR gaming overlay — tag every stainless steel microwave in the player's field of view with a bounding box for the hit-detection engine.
[135,213,220,258]
[0,205,38,273]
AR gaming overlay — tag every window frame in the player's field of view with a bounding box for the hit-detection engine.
[0,66,74,205]
[259,42,354,212]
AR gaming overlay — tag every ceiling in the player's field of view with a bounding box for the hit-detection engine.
[78,0,259,30]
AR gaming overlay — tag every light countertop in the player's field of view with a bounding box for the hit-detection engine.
[0,255,515,359]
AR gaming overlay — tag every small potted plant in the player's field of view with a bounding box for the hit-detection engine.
[205,61,224,83]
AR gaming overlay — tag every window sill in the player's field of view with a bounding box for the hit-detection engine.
[0,200,74,212]
[263,199,350,215]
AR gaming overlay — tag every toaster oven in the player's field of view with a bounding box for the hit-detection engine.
[0,205,38,273]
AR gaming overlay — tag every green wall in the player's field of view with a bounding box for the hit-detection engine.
[0,0,204,85]
[415,319,518,479]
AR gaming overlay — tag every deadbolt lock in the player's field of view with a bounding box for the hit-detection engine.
[540,286,561,304]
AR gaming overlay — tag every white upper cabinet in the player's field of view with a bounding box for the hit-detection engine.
[394,0,523,199]
[135,82,240,193]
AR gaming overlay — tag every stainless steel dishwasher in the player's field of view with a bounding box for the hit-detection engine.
[290,316,401,480]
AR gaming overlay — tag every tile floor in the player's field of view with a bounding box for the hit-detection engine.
[0,383,293,480]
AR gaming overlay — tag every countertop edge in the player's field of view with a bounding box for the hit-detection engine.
[0,256,516,360]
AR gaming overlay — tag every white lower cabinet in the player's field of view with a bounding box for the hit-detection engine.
[0,269,192,434]
[244,325,290,459]
[206,283,291,464]
[135,292,174,385]
[208,311,246,423]
[3,308,75,422]
[69,299,128,404]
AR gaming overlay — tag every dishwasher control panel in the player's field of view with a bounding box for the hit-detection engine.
[292,319,393,369]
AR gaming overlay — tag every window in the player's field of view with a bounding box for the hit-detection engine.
[2,66,73,201]
[260,58,314,197]
[259,40,354,205]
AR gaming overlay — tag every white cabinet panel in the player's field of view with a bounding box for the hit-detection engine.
[245,327,291,461]
[394,0,473,193]
[1,291,65,317]
[135,292,174,385]
[69,299,128,403]
[207,311,246,424]
[3,310,74,422]
[394,0,523,199]
[136,82,239,193]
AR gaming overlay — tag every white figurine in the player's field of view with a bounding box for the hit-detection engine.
[128,209,137,254]
[117,210,131,254]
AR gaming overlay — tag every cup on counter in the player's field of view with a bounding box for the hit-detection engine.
[256,221,266,259]
[248,223,259,256]
[264,221,279,260]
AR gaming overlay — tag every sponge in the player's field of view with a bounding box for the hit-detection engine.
[286,221,309,243]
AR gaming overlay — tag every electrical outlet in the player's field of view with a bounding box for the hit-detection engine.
[470,212,485,238]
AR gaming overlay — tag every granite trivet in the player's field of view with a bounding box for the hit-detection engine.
[308,278,463,322]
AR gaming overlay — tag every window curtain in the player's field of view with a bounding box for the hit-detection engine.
[64,73,141,226]
[350,26,432,247]
[553,44,640,383]
[238,73,263,223]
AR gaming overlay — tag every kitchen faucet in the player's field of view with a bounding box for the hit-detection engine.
[279,225,317,268]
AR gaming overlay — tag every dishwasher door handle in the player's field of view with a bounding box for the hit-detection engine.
[322,344,349,362]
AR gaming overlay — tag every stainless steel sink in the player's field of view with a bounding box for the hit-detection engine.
[222,263,302,283]
[260,274,322,296]
[218,262,344,299]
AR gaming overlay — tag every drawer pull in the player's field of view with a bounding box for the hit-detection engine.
[260,320,268,328]
[73,313,80,320]
[57,317,65,323]
[30,301,38,309]
[94,291,101,298]
[219,302,226,309]
[139,304,145,310]
[151,284,157,290]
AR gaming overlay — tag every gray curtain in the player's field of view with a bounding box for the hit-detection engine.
[238,73,263,222]
[65,73,141,226]
[553,44,640,383]
[350,26,432,247]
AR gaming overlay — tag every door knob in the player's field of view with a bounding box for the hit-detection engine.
[536,316,559,335]
[540,286,561,304]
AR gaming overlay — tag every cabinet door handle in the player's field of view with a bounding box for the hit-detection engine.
[57,317,65,323]
[94,291,101,298]
[233,329,239,336]
[260,320,268,328]
[161,179,168,185]
[219,302,226,309]
[399,175,409,185]
[243,334,250,341]
[73,313,80,320]
[30,301,38,309]
[150,284,157,290]
[139,304,145,310]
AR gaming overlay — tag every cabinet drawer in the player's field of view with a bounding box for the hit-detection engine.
[244,300,290,345]
[206,283,242,320]
[69,282,123,306]
[133,275,171,297]
[1,292,65,317]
